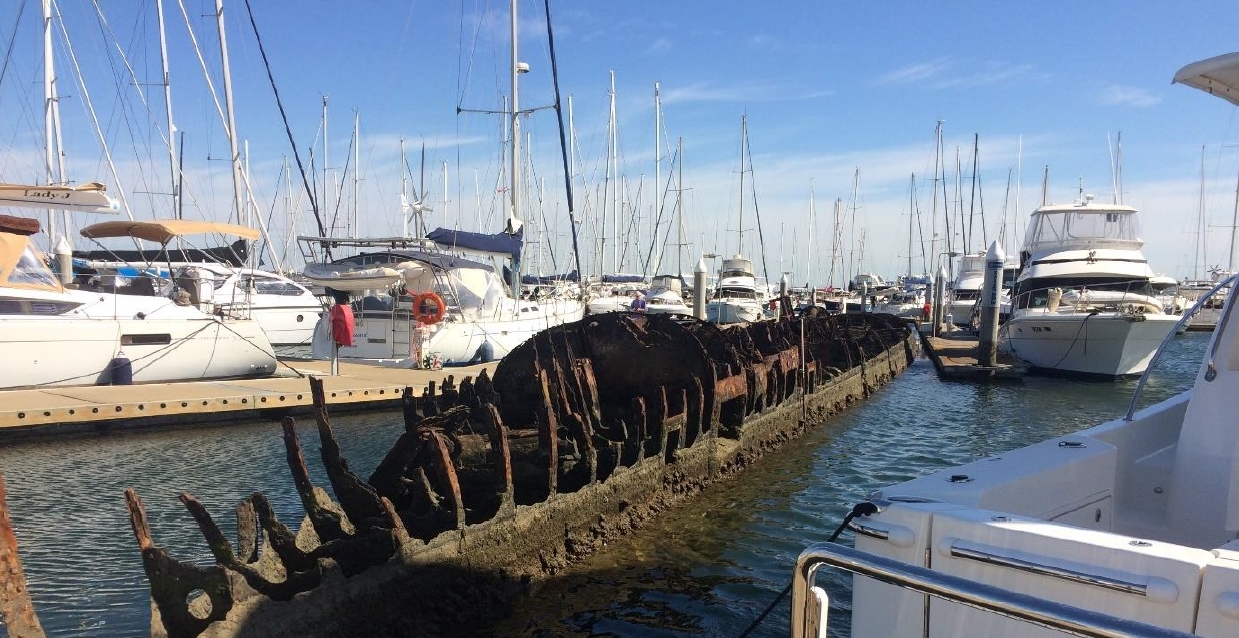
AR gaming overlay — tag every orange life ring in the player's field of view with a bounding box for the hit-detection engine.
[412,291,446,325]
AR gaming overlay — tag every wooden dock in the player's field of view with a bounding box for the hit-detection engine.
[0,359,495,438]
[919,333,1026,380]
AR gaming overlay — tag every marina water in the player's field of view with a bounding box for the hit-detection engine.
[0,332,1209,637]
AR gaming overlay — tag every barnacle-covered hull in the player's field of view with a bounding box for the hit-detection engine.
[110,312,916,637]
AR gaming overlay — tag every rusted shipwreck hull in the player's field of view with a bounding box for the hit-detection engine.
[102,312,914,637]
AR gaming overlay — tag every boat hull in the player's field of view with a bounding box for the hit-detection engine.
[706,299,765,324]
[1004,311,1179,377]
[0,316,276,389]
[340,299,586,365]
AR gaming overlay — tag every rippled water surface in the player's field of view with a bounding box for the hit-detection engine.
[0,332,1209,637]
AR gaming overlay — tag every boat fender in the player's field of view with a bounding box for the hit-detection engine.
[413,291,446,325]
[470,340,495,364]
[109,351,133,386]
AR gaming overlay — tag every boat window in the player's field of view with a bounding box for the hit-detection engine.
[121,333,172,346]
[7,245,61,289]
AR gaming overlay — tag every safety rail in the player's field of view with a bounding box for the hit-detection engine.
[1125,273,1237,420]
[791,541,1195,638]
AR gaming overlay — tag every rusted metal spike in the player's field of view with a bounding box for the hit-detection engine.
[401,386,420,431]
[478,403,515,512]
[535,370,559,496]
[125,488,234,637]
[425,431,466,529]
[0,470,45,638]
[180,493,239,565]
[250,493,318,574]
[280,417,350,543]
[235,498,259,564]
[310,378,388,529]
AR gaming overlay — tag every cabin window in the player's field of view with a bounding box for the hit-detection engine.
[121,333,172,346]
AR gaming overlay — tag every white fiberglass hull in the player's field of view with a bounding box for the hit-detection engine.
[706,299,765,324]
[220,301,323,346]
[1004,310,1179,377]
[0,316,276,389]
[339,299,585,365]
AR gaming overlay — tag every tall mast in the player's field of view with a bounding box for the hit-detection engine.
[907,173,915,278]
[737,114,747,256]
[507,0,524,298]
[43,0,68,243]
[155,0,179,218]
[214,0,245,228]
[609,71,618,273]
[1230,159,1239,273]
[352,110,360,238]
[929,121,942,275]
[676,136,684,277]
[1196,146,1205,280]
[399,138,408,237]
[322,96,330,233]
[807,183,816,286]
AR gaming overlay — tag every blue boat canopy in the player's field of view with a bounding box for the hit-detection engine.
[427,226,523,261]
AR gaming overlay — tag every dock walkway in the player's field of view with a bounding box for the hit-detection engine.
[0,359,495,438]
[919,332,1026,380]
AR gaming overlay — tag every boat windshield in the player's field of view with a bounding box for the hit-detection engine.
[0,236,62,291]
[1024,208,1142,251]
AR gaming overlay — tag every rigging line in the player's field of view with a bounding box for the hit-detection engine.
[544,0,583,288]
[642,147,679,274]
[743,122,771,287]
[0,0,25,90]
[328,130,356,235]
[240,0,324,244]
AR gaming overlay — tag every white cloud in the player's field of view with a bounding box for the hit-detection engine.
[874,58,953,86]
[661,81,831,106]
[1097,84,1161,108]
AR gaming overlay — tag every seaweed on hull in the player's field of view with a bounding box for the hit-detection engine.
[100,312,913,637]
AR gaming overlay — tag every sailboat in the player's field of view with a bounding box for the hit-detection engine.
[298,0,584,366]
[707,115,769,325]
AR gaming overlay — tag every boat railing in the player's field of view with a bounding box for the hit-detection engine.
[791,541,1195,638]
[1013,278,1160,312]
[1125,273,1237,420]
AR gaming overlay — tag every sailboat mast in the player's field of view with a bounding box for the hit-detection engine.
[352,110,360,238]
[929,121,942,275]
[654,82,661,268]
[508,0,523,298]
[609,72,618,274]
[737,114,746,256]
[155,0,179,219]
[676,136,684,278]
[1196,145,1205,280]
[42,0,68,244]
[214,0,246,228]
[907,173,915,278]
[1230,160,1239,273]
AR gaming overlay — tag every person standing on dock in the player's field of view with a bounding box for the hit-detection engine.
[630,291,647,313]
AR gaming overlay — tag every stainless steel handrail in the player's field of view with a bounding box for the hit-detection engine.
[792,541,1195,638]
[1125,274,1236,421]
[949,542,1149,597]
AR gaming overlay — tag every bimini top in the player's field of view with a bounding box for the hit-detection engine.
[1174,51,1239,107]
[1023,197,1142,253]
[81,219,260,244]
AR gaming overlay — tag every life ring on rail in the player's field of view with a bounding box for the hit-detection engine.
[412,291,446,325]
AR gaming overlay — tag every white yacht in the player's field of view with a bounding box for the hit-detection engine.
[1002,197,1179,377]
[944,253,1016,327]
[77,219,324,346]
[302,239,584,366]
[706,255,767,324]
[792,50,1239,638]
[645,274,691,315]
[0,215,276,389]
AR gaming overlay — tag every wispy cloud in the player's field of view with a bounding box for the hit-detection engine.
[1096,84,1161,107]
[646,37,672,54]
[874,59,1041,89]
[874,58,953,86]
[662,81,832,105]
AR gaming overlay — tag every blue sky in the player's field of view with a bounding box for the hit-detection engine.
[5,0,1239,283]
